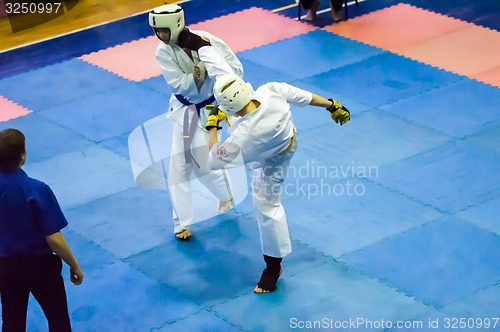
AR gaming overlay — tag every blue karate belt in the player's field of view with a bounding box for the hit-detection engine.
[175,94,216,166]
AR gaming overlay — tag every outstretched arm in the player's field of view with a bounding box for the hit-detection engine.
[310,94,349,125]
[310,94,334,108]
[264,82,350,126]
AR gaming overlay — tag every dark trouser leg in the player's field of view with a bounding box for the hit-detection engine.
[300,0,315,10]
[256,255,283,293]
[0,258,31,332]
[330,0,343,12]
[30,255,71,332]
[264,255,282,275]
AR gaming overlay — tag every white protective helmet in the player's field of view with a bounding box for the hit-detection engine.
[149,4,185,44]
[214,74,255,116]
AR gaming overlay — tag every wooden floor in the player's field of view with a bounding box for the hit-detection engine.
[0,0,177,52]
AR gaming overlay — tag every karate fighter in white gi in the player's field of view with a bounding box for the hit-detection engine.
[149,4,244,240]
[176,30,351,293]
[211,77,349,293]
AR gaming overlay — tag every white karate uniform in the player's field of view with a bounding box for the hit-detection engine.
[155,30,244,233]
[208,82,313,257]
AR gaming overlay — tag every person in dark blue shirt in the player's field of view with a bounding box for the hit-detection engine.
[0,128,84,332]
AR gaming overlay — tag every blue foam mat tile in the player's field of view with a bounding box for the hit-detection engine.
[38,83,170,142]
[456,196,500,236]
[238,57,298,90]
[283,177,442,257]
[476,13,500,31]
[442,283,500,321]
[64,261,201,331]
[211,260,429,331]
[0,59,129,111]
[125,212,330,306]
[60,228,118,273]
[153,309,241,332]
[465,123,500,154]
[137,75,170,95]
[291,80,373,113]
[287,80,374,132]
[381,80,500,138]
[22,144,136,210]
[237,30,385,80]
[0,112,92,163]
[296,110,451,168]
[340,217,500,308]
[374,140,500,213]
[63,187,171,259]
[125,213,263,306]
[290,104,342,133]
[99,131,132,160]
[180,0,293,24]
[302,52,464,108]
[412,0,500,31]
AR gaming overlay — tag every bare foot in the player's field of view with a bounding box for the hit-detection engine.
[217,199,233,213]
[175,229,192,240]
[253,285,271,294]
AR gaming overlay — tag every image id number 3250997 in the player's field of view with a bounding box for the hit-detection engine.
[5,2,63,14]
[441,317,498,329]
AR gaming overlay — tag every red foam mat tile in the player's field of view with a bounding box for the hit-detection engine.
[323,3,500,87]
[324,3,470,51]
[475,66,500,88]
[0,96,32,122]
[190,7,317,53]
[400,25,500,78]
[78,8,316,82]
[80,36,160,82]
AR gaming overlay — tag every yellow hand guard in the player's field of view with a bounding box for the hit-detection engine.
[216,110,227,123]
[205,114,221,130]
[205,105,226,130]
[327,99,350,126]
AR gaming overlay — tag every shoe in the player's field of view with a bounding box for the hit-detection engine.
[332,9,343,21]
[305,0,320,21]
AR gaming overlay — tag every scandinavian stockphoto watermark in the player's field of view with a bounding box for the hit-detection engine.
[289,316,500,330]
[257,160,379,199]
[290,317,424,330]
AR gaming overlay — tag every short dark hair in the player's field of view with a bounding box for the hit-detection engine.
[0,128,26,173]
